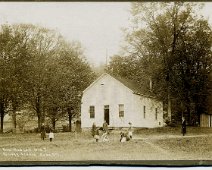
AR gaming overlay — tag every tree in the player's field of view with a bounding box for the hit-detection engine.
[171,18,212,122]
[0,24,12,133]
[0,24,30,133]
[110,2,212,124]
[0,23,95,132]
[46,40,95,131]
[14,24,62,132]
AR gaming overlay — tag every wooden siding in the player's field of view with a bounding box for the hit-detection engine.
[200,114,212,127]
[81,73,163,128]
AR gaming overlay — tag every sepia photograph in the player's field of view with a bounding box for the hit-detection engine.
[0,1,212,166]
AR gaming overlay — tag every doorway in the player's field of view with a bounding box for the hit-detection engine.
[104,105,109,125]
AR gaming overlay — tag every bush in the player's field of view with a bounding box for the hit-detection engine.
[165,119,170,125]
[4,129,13,133]
[52,129,57,133]
[33,127,39,133]
[164,118,178,127]
[45,125,51,133]
[167,121,177,127]
[62,125,69,132]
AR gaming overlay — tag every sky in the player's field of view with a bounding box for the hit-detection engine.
[0,2,211,66]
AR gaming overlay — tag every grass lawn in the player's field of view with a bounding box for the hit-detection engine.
[0,126,211,162]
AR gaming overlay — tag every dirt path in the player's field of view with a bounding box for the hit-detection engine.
[133,133,212,140]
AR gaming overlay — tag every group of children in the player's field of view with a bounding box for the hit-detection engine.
[92,121,133,143]
[92,120,109,142]
[40,117,186,143]
[120,122,133,142]
[41,121,133,143]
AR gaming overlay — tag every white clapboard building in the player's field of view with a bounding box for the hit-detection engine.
[200,72,212,127]
[81,73,163,128]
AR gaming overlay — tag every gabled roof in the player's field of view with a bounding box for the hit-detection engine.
[109,73,157,99]
[83,72,157,100]
[83,73,108,93]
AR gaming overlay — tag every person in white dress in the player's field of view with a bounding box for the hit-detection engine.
[49,130,54,142]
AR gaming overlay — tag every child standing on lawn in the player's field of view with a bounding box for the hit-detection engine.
[120,132,130,142]
[102,120,108,134]
[49,130,54,142]
[182,117,186,136]
[91,122,97,137]
[128,122,133,139]
[101,131,109,142]
[102,120,109,142]
[94,128,100,142]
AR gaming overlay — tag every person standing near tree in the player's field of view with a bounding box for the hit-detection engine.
[41,123,46,140]
[182,117,186,136]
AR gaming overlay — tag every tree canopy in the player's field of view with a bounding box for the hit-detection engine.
[108,2,212,124]
[0,23,95,132]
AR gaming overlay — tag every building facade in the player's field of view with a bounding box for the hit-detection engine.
[81,73,163,128]
[200,72,212,127]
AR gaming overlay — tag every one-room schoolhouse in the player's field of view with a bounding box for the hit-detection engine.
[81,73,163,128]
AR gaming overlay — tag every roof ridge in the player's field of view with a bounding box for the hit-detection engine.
[83,72,158,100]
[108,73,157,99]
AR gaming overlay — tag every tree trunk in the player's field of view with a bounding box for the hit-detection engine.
[12,109,17,133]
[37,115,41,132]
[52,118,56,130]
[185,89,191,124]
[185,94,191,124]
[67,107,72,132]
[0,114,4,133]
[0,115,4,133]
[41,112,45,127]
[0,101,5,133]
[11,100,18,133]
[51,107,58,130]
[68,114,72,132]
[186,104,191,124]
[36,94,42,132]
[167,90,172,122]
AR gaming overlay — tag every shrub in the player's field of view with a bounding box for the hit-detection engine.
[45,125,51,133]
[62,125,69,132]
[33,127,39,133]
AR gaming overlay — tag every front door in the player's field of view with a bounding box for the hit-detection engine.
[104,105,109,125]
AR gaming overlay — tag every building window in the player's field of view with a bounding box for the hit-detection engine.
[143,106,146,119]
[89,106,95,118]
[119,104,124,117]
[155,108,158,120]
